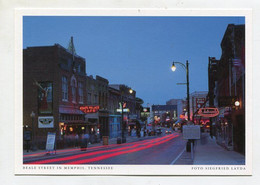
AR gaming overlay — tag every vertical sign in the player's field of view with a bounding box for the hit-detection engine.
[37,81,53,114]
[196,98,206,109]
[46,132,56,151]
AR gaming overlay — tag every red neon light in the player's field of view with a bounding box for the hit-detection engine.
[198,108,219,117]
[80,106,100,113]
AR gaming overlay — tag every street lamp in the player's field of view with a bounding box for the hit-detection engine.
[30,111,36,151]
[120,87,133,144]
[171,60,190,121]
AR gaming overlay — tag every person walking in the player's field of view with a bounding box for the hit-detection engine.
[80,131,89,151]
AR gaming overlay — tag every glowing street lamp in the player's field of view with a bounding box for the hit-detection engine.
[171,63,177,72]
[171,60,190,121]
[235,100,240,107]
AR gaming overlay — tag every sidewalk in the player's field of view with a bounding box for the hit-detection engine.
[174,133,245,165]
[193,133,245,165]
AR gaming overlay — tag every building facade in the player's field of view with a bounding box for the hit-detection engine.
[23,44,87,149]
[151,105,178,127]
[208,24,245,153]
[108,86,121,138]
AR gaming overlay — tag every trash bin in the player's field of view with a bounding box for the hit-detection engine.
[117,137,122,144]
[102,136,109,145]
[122,137,126,143]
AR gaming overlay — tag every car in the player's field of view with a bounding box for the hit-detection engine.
[156,128,162,135]
[165,130,172,134]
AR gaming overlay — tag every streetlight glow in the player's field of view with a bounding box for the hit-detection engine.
[235,101,240,107]
[129,89,133,94]
[171,62,176,71]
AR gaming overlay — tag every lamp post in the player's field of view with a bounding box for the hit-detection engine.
[119,87,133,144]
[30,111,36,151]
[171,60,190,121]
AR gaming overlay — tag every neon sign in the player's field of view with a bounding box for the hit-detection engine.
[80,106,100,113]
[198,108,219,117]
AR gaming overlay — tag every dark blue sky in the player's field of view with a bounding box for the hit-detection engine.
[23,16,245,105]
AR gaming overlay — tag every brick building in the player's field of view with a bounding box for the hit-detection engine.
[23,43,87,148]
[208,24,245,153]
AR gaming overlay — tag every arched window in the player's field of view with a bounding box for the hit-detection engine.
[71,79,76,102]
[62,76,68,101]
[71,75,77,103]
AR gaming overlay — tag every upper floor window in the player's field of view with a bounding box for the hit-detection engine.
[78,81,83,104]
[62,76,68,101]
[71,79,77,103]
[87,92,92,104]
[94,94,98,104]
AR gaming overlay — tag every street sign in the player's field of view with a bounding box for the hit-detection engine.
[46,132,56,151]
[198,107,219,117]
[183,125,201,139]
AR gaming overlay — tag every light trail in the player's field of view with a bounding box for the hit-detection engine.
[25,134,178,164]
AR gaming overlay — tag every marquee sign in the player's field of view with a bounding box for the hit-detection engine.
[80,106,100,113]
[198,107,219,117]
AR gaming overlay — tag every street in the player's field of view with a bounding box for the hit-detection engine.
[24,131,186,165]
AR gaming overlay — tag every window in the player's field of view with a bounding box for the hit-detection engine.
[62,76,68,101]
[71,79,76,103]
[87,93,92,104]
[94,94,98,104]
[78,82,83,103]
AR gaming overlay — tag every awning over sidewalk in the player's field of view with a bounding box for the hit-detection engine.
[59,107,85,115]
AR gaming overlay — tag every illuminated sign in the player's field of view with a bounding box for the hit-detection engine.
[198,108,219,117]
[80,106,100,113]
[116,108,130,113]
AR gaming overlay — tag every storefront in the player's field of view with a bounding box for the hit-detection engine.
[59,106,86,136]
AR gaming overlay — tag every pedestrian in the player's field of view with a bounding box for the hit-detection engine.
[75,133,79,147]
[80,131,89,151]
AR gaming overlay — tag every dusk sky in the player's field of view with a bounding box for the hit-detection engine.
[23,16,245,105]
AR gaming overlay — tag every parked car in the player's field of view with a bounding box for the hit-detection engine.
[156,128,162,135]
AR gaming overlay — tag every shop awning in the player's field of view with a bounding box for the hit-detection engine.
[59,107,85,115]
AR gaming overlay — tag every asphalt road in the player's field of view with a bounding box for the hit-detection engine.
[24,132,186,165]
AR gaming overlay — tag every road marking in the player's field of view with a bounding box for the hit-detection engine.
[170,147,185,165]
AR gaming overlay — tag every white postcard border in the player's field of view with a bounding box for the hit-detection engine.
[14,8,253,175]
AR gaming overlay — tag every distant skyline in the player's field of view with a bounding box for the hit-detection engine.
[23,16,245,105]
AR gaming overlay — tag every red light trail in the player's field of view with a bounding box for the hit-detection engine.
[25,134,179,165]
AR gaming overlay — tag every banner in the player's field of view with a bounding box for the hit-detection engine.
[37,81,53,114]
